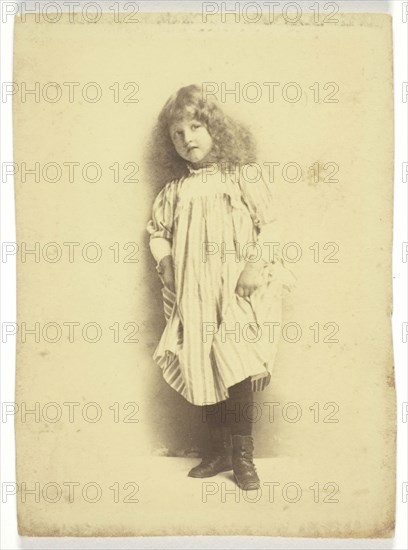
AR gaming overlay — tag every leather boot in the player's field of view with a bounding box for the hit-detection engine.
[188,425,232,478]
[232,435,260,490]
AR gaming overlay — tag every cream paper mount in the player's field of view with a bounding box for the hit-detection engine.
[13,11,395,538]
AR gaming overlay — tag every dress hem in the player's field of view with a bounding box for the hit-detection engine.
[154,348,272,406]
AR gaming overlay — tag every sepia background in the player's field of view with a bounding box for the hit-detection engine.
[14,11,395,537]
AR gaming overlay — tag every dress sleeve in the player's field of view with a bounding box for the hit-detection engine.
[146,181,177,265]
[237,165,297,292]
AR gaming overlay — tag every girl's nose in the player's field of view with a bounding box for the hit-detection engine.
[184,129,193,144]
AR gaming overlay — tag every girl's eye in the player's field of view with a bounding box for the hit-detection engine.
[191,124,201,130]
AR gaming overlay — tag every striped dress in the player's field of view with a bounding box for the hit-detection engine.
[146,163,293,406]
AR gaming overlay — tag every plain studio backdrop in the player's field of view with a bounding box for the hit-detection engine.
[13,12,395,537]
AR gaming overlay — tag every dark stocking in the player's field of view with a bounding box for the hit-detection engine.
[201,377,254,435]
[224,377,253,436]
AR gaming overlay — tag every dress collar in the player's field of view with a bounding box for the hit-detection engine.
[186,161,220,175]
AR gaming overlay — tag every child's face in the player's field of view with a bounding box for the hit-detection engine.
[169,116,214,165]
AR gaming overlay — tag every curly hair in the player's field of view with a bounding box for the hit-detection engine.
[145,84,258,186]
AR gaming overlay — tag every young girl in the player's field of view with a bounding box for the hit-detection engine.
[146,84,295,491]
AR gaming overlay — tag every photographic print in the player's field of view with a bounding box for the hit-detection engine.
[12,7,395,538]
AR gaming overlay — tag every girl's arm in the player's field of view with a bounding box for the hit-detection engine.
[236,166,297,294]
[146,182,177,291]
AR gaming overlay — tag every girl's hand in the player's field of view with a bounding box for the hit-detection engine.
[157,255,176,293]
[235,262,264,298]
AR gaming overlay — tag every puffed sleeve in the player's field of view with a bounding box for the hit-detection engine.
[237,164,297,292]
[146,181,177,265]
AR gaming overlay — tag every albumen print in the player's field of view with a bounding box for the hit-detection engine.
[12,8,395,538]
